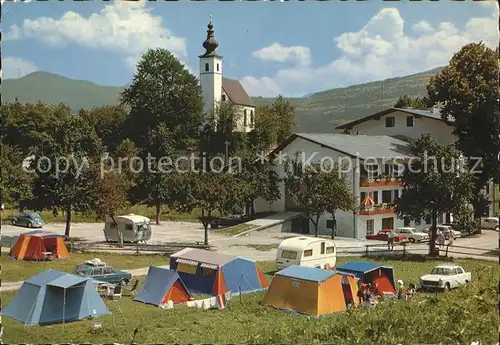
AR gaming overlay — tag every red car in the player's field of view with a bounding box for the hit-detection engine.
[366,229,408,242]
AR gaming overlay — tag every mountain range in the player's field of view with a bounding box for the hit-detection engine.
[1,67,442,132]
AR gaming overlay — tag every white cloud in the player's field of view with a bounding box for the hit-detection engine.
[4,1,188,72]
[2,57,39,79]
[252,43,311,67]
[412,21,434,34]
[242,7,498,97]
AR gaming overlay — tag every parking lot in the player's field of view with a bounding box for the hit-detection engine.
[1,221,497,262]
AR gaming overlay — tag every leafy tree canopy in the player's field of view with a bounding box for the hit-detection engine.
[284,156,355,237]
[394,134,474,253]
[427,42,500,215]
[120,48,204,150]
[394,94,432,110]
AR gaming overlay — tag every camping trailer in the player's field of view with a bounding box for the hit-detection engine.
[276,236,337,270]
[103,214,152,243]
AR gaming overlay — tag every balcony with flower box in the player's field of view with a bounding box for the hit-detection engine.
[360,173,402,188]
[359,203,396,216]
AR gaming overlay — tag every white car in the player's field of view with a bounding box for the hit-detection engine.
[481,217,499,231]
[419,265,471,291]
[436,225,461,239]
[396,227,429,243]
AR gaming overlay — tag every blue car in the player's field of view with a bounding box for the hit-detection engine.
[11,212,44,228]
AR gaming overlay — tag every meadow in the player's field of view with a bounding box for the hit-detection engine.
[2,256,498,344]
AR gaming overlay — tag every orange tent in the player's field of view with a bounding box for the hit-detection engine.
[9,230,70,261]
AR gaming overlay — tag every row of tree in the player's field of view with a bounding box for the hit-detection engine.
[1,49,295,245]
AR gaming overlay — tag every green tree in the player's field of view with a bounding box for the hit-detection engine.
[120,48,204,150]
[1,102,70,155]
[80,105,127,152]
[30,114,103,237]
[427,42,500,217]
[236,145,280,216]
[284,156,355,237]
[130,123,188,224]
[1,144,34,208]
[394,94,432,109]
[253,96,296,150]
[394,134,474,254]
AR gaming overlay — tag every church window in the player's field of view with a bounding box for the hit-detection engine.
[250,110,254,126]
[222,95,226,101]
[244,110,248,126]
[205,63,209,72]
[217,63,219,72]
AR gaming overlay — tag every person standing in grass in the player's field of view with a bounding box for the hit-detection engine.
[357,284,366,305]
[397,280,405,300]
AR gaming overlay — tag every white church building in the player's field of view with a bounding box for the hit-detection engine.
[199,18,256,132]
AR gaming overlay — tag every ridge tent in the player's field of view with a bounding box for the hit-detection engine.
[336,261,396,296]
[263,265,359,317]
[2,270,110,326]
[134,267,192,306]
[9,230,70,261]
[170,248,269,296]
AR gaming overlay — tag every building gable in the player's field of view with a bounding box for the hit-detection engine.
[222,77,255,107]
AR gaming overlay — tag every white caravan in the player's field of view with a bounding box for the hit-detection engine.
[276,236,337,270]
[103,214,152,243]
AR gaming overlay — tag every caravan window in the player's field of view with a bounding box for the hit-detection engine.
[320,242,325,254]
[326,246,335,254]
[202,267,214,276]
[303,249,313,257]
[281,250,297,259]
[125,224,134,231]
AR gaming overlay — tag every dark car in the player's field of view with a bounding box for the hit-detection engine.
[211,214,248,229]
[73,261,132,285]
[11,212,44,228]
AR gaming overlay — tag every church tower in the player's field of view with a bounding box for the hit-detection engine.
[199,16,223,124]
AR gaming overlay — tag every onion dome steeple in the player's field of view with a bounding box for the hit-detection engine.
[201,15,219,57]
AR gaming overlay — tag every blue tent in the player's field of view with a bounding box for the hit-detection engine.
[336,261,396,295]
[134,267,192,306]
[2,270,110,326]
[170,248,269,296]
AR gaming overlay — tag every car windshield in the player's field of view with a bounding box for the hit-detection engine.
[74,265,91,276]
[431,267,453,275]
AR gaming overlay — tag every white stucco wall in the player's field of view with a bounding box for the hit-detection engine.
[348,111,456,145]
[234,105,255,133]
[254,137,361,238]
[199,56,223,123]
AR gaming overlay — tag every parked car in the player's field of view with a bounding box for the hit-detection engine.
[276,236,336,270]
[73,259,132,285]
[11,212,44,228]
[210,214,248,229]
[396,227,429,243]
[366,229,408,243]
[419,264,471,291]
[481,217,499,231]
[436,225,461,239]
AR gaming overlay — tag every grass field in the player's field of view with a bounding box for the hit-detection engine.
[0,252,169,282]
[1,257,498,344]
[1,205,205,223]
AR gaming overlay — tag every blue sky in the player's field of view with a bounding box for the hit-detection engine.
[2,0,498,97]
